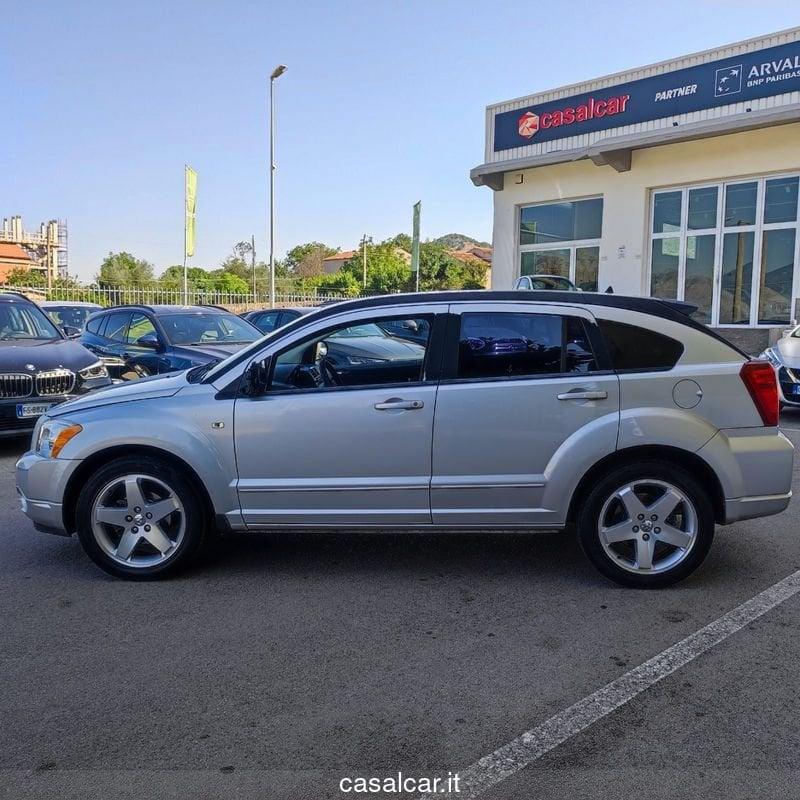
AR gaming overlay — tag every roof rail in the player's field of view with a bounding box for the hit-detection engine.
[101,303,156,312]
[197,303,228,311]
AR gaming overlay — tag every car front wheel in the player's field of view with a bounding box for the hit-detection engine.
[577,462,714,588]
[76,455,208,580]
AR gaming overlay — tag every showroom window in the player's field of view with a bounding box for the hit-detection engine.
[649,175,800,326]
[518,197,603,291]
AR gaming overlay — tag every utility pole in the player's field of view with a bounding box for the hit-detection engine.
[269,64,287,309]
[251,234,256,298]
[360,234,372,289]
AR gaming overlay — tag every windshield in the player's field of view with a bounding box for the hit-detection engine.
[45,306,98,329]
[159,312,261,346]
[327,323,388,339]
[0,302,62,341]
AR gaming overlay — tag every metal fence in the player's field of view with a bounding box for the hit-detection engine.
[0,285,352,313]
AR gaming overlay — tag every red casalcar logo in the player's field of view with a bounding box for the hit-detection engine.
[518,111,540,139]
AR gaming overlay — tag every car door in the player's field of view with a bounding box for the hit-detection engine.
[233,305,447,527]
[431,302,620,527]
[122,312,170,374]
[91,310,132,359]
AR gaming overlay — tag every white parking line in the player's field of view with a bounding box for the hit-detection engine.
[422,570,800,800]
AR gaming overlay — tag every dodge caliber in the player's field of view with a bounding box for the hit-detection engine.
[16,291,793,587]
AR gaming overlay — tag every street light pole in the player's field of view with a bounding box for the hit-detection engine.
[269,64,287,309]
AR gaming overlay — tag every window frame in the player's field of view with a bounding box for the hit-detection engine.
[516,195,604,291]
[647,172,800,328]
[262,311,442,396]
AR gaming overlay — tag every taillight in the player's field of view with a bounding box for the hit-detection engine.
[740,360,779,426]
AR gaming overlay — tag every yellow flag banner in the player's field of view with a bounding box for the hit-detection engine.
[185,165,197,258]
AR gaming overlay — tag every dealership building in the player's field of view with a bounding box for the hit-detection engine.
[472,27,800,350]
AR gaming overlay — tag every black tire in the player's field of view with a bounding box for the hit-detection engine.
[577,461,715,588]
[76,455,208,580]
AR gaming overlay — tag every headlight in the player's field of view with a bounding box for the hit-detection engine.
[79,361,109,380]
[761,347,782,367]
[346,355,389,365]
[36,419,83,459]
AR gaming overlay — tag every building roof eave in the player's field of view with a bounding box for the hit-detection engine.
[470,102,800,190]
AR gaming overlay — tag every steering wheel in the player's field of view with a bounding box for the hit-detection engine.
[319,356,342,387]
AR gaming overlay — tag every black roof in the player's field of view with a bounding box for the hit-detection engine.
[297,290,701,328]
[0,291,35,304]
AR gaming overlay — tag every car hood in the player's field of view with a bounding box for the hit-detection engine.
[49,370,188,417]
[0,338,97,372]
[327,336,425,361]
[773,336,800,367]
[173,342,252,361]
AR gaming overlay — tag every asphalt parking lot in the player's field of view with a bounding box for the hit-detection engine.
[2,418,800,800]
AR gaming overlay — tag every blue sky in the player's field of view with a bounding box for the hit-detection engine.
[2,0,798,280]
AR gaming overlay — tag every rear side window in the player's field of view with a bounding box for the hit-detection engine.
[104,311,132,342]
[598,319,683,371]
[456,312,597,379]
[86,316,103,335]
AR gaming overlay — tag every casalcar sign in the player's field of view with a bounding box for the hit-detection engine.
[493,39,800,152]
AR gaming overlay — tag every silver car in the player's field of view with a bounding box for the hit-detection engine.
[761,327,800,408]
[16,291,793,587]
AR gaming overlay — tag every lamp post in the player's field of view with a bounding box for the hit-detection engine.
[269,64,287,309]
[360,234,372,289]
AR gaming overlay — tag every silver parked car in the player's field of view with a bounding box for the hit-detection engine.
[761,327,800,408]
[16,291,793,587]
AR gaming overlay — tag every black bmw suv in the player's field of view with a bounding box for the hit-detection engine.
[80,304,261,380]
[0,292,112,437]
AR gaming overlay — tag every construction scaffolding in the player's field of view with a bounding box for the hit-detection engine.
[0,215,67,284]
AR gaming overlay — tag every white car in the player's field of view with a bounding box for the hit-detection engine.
[761,326,800,407]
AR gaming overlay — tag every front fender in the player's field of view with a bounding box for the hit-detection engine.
[56,387,240,526]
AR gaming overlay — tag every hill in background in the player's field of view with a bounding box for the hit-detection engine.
[431,233,491,250]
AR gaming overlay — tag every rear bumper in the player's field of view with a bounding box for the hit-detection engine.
[698,428,794,523]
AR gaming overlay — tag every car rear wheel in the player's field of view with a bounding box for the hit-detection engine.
[76,456,208,580]
[577,462,714,588]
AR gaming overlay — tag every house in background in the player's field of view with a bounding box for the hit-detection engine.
[447,244,493,287]
[0,242,36,283]
[322,251,357,274]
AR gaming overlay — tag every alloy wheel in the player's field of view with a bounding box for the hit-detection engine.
[598,479,698,575]
[90,474,186,568]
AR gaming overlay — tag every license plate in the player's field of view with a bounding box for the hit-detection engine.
[16,403,54,419]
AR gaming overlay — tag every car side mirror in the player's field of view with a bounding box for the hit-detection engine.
[242,357,272,396]
[62,325,81,338]
[136,332,162,350]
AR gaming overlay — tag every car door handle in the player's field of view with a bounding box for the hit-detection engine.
[373,398,424,411]
[557,389,608,400]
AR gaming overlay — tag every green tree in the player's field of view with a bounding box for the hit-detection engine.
[417,242,487,291]
[97,252,155,287]
[3,268,46,287]
[285,242,337,278]
[342,242,411,294]
[315,270,362,297]
[389,233,412,252]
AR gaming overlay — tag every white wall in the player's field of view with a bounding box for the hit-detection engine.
[490,123,800,296]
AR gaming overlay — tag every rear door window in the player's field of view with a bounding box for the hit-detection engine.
[456,312,597,379]
[598,319,683,371]
[103,312,132,343]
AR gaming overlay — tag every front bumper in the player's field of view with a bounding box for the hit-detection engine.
[15,451,80,536]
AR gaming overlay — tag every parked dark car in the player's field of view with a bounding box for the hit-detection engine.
[0,292,112,436]
[40,301,103,336]
[80,305,262,380]
[241,306,314,334]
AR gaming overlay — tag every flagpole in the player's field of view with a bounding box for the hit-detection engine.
[183,164,188,305]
